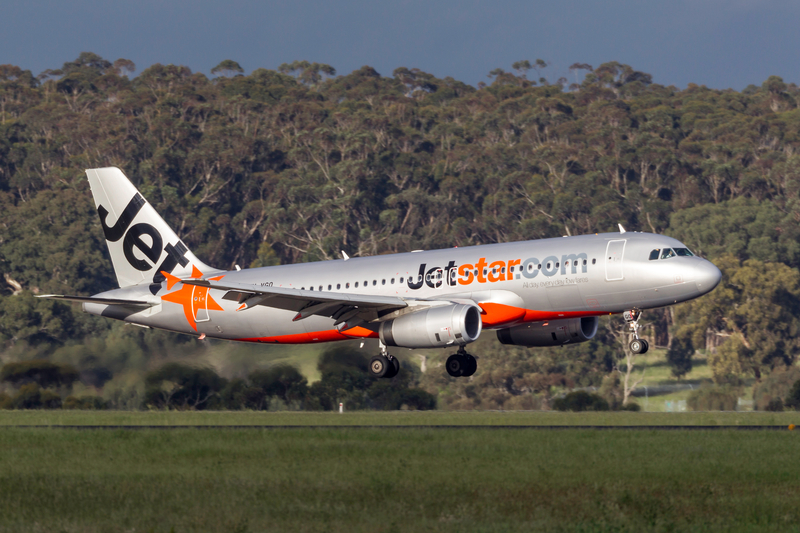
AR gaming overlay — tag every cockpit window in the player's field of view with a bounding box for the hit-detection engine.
[649,249,660,261]
[674,247,694,257]
[660,248,676,259]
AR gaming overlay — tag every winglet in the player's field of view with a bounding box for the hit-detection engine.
[618,224,626,234]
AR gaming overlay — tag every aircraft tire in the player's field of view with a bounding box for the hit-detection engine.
[462,354,477,377]
[369,355,390,378]
[640,340,649,354]
[383,356,400,379]
[446,354,465,377]
[629,339,644,354]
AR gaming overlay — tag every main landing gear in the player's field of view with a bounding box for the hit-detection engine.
[624,309,649,355]
[446,347,477,378]
[369,343,400,379]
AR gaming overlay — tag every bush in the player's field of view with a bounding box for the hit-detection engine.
[1,360,79,391]
[785,380,800,411]
[765,398,784,412]
[0,392,12,410]
[666,336,694,379]
[752,366,800,411]
[687,385,740,411]
[63,395,107,410]
[620,402,641,411]
[553,391,609,412]
[144,363,227,410]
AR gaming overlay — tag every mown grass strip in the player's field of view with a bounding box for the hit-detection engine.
[1,410,799,426]
[0,428,799,532]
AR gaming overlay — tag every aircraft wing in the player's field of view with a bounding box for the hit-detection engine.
[36,295,155,307]
[181,278,410,329]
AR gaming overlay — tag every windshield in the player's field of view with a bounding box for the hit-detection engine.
[674,247,694,257]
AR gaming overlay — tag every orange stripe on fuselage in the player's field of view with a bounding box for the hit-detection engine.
[237,326,379,344]
[479,302,608,328]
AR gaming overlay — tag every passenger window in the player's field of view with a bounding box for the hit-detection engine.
[538,264,542,270]
[373,280,377,286]
[556,262,560,268]
[364,280,368,286]
[327,285,331,291]
[337,283,341,289]
[382,279,386,285]
[346,283,350,289]
[301,287,305,290]
[661,248,676,259]
[400,277,404,283]
[546,262,551,269]
[391,278,395,284]
[527,263,534,272]
[354,282,359,288]
[582,259,587,266]
[592,259,596,265]
[649,249,660,261]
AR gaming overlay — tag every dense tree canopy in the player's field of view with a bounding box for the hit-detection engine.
[2,53,800,405]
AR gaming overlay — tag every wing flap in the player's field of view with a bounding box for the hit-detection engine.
[180,278,408,322]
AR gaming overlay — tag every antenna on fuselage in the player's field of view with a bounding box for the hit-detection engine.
[342,251,350,261]
[618,224,627,234]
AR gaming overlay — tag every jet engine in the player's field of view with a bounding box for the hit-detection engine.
[496,316,599,346]
[379,304,482,349]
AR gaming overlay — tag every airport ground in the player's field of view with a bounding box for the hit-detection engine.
[1,412,799,532]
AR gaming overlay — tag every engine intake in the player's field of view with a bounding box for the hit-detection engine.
[496,316,599,347]
[379,304,482,349]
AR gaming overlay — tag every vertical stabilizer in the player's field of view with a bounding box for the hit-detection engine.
[86,167,218,287]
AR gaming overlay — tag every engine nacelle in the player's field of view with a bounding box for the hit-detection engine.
[496,316,599,347]
[379,304,482,349]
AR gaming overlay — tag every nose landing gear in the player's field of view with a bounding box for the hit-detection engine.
[446,347,477,377]
[624,309,649,354]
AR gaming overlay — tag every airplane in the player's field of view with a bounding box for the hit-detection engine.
[38,167,722,379]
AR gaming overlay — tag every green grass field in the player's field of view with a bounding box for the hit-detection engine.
[1,413,800,532]
[1,409,798,426]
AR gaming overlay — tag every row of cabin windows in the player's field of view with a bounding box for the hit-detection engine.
[297,258,600,290]
[648,247,694,260]
[300,278,401,291]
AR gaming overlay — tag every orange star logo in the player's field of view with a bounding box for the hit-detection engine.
[160,266,225,331]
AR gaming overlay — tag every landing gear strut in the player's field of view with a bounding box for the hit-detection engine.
[369,342,400,379]
[446,347,477,378]
[624,309,649,354]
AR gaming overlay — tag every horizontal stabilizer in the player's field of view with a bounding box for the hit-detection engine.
[36,295,154,307]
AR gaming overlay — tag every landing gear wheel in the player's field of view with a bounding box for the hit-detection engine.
[369,355,390,378]
[384,356,400,379]
[640,340,649,354]
[462,354,477,377]
[446,354,465,377]
[629,339,645,354]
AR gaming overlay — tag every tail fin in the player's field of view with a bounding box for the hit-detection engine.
[86,167,218,287]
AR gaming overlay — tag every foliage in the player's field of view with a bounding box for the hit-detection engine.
[751,365,800,410]
[666,335,694,379]
[63,395,107,410]
[552,391,609,411]
[144,363,227,410]
[784,379,800,411]
[0,360,79,390]
[3,53,800,408]
[687,385,741,411]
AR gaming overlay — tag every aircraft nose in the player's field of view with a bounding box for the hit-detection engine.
[695,260,722,294]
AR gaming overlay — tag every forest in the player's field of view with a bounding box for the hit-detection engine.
[1,53,799,410]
